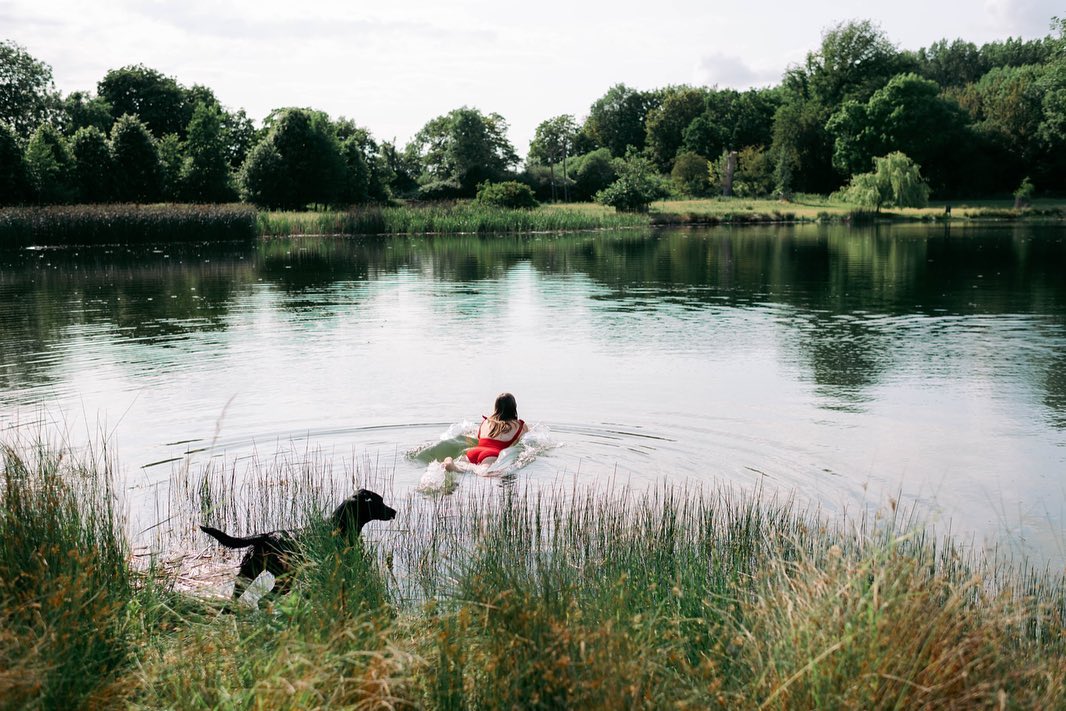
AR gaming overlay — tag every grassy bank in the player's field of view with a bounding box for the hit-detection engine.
[257,202,646,237]
[649,195,1066,225]
[3,440,1066,709]
[0,204,258,247]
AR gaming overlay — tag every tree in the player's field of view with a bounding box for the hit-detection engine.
[25,123,75,203]
[110,114,161,203]
[70,126,113,202]
[645,86,708,171]
[670,151,710,195]
[732,146,775,198]
[571,148,616,201]
[240,108,344,209]
[406,107,518,198]
[583,84,660,157]
[769,97,837,195]
[0,122,29,205]
[0,40,57,138]
[182,103,235,202]
[843,151,929,212]
[98,65,192,138]
[827,73,972,194]
[157,134,184,201]
[221,108,258,172]
[334,120,389,204]
[805,20,910,107]
[595,149,669,212]
[529,114,577,201]
[58,91,113,136]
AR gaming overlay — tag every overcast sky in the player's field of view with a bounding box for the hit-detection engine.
[2,0,1060,154]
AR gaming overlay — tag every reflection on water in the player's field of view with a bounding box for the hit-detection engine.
[1,223,1065,561]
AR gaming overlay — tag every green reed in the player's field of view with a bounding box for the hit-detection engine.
[4,437,1066,709]
[257,203,647,237]
[0,203,258,247]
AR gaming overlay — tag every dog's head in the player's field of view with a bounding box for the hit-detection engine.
[331,489,397,534]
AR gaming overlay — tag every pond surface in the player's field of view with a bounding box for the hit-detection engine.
[1,224,1065,561]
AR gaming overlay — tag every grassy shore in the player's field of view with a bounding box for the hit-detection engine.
[0,204,258,246]
[3,440,1066,709]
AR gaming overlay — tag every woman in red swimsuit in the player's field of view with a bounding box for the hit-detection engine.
[443,392,528,472]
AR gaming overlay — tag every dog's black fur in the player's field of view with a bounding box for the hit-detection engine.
[200,489,396,596]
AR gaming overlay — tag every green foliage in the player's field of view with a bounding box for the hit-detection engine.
[681,88,782,162]
[182,103,235,203]
[157,133,185,202]
[58,90,113,136]
[0,40,57,138]
[220,108,257,172]
[529,114,578,201]
[803,20,911,106]
[476,180,539,209]
[596,149,669,212]
[770,98,837,195]
[335,121,389,205]
[109,114,161,203]
[25,123,75,204]
[670,150,710,196]
[241,108,344,209]
[843,151,930,211]
[645,86,708,170]
[1014,176,1036,206]
[732,145,775,198]
[827,73,972,193]
[98,65,193,138]
[0,122,29,205]
[70,126,113,203]
[407,106,518,198]
[571,148,617,201]
[583,84,660,157]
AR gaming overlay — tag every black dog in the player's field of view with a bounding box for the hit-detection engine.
[200,489,396,596]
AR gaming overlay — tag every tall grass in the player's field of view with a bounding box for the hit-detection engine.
[0,204,258,247]
[257,203,647,236]
[4,438,1066,708]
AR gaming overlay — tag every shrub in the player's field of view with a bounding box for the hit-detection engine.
[1013,176,1035,207]
[596,149,669,213]
[475,180,539,209]
[843,151,930,212]
[670,151,710,195]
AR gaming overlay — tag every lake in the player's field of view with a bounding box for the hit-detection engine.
[1,223,1064,561]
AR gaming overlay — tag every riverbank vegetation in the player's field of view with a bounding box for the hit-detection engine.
[2,17,1064,218]
[3,439,1066,708]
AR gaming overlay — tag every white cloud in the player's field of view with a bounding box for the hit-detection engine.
[697,53,780,89]
[981,0,1060,36]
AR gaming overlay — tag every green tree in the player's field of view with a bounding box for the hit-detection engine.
[334,120,389,204]
[827,73,972,194]
[583,84,660,157]
[805,20,910,106]
[732,146,775,198]
[240,108,344,209]
[110,114,161,203]
[98,65,192,138]
[0,40,57,138]
[645,86,708,171]
[0,121,29,205]
[157,134,184,201]
[406,107,518,198]
[769,97,837,195]
[25,123,75,203]
[58,91,113,136]
[70,126,112,202]
[595,148,669,212]
[181,103,235,202]
[670,151,710,195]
[221,108,258,172]
[529,114,578,201]
[843,151,929,212]
[570,148,617,201]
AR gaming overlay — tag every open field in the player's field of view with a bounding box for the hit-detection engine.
[3,439,1066,709]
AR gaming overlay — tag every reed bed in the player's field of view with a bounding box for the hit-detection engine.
[3,438,1066,709]
[0,204,258,247]
[257,203,647,237]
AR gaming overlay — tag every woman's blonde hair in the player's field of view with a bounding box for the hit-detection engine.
[484,392,519,438]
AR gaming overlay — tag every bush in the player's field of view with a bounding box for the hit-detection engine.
[842,151,930,212]
[1014,176,1035,207]
[670,151,710,195]
[596,149,669,213]
[475,180,539,209]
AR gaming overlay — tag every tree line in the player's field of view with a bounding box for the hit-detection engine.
[1,17,1064,211]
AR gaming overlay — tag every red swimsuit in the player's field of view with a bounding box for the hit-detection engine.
[466,418,525,465]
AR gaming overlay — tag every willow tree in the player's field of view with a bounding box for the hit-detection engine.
[844,151,929,212]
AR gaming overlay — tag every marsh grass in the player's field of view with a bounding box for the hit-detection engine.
[0,204,258,247]
[257,203,646,237]
[4,438,1066,709]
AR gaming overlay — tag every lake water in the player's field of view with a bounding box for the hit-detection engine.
[1,223,1065,562]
